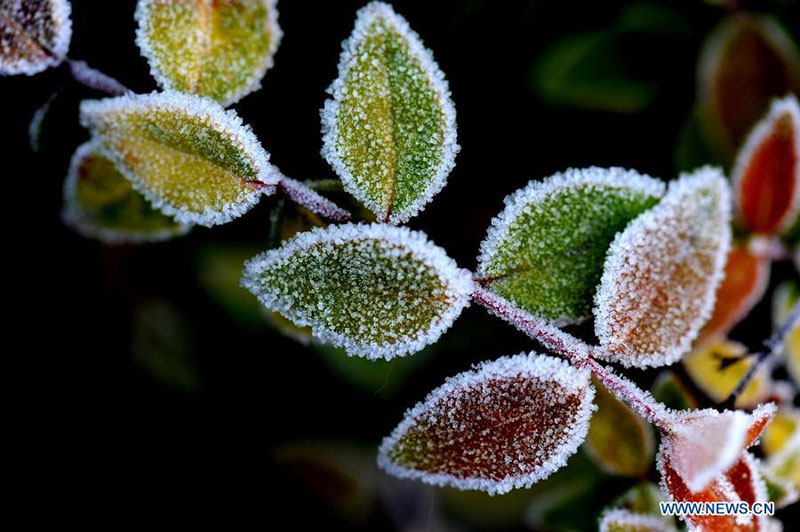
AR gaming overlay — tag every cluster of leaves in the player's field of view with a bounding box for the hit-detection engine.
[5,1,800,530]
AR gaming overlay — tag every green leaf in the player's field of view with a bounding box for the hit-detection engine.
[62,141,190,243]
[598,509,678,532]
[321,1,459,224]
[135,0,282,106]
[611,481,666,516]
[0,0,71,75]
[584,378,655,478]
[477,167,664,325]
[531,30,659,113]
[594,167,732,368]
[241,223,473,359]
[80,91,279,227]
[650,371,698,411]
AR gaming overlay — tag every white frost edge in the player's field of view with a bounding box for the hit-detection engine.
[320,1,459,225]
[593,166,732,368]
[240,223,475,360]
[0,0,72,75]
[476,167,666,325]
[598,509,676,532]
[79,90,279,227]
[135,0,283,107]
[61,140,192,244]
[377,352,595,495]
[731,95,800,235]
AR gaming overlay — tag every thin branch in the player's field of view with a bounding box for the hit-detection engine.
[747,235,791,262]
[723,299,800,408]
[68,59,129,96]
[277,176,352,222]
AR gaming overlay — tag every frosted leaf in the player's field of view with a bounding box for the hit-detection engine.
[761,407,800,495]
[62,141,191,244]
[321,1,459,224]
[658,449,769,532]
[241,223,474,360]
[772,281,800,387]
[80,91,279,227]
[682,340,771,410]
[584,377,655,478]
[598,509,678,532]
[594,167,732,368]
[696,245,770,347]
[28,88,60,152]
[135,0,282,106]
[0,0,71,75]
[733,96,800,235]
[698,14,800,158]
[661,403,776,494]
[476,168,664,325]
[377,353,595,495]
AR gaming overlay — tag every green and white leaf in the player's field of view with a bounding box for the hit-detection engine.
[477,167,664,325]
[594,167,732,368]
[321,1,458,224]
[80,91,279,227]
[62,140,190,243]
[0,0,71,75]
[241,223,474,359]
[135,0,282,106]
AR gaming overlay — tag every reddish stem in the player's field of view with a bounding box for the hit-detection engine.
[747,235,790,262]
[277,177,352,222]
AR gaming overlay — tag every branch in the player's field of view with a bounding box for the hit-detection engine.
[723,299,800,408]
[68,59,129,96]
[277,176,352,222]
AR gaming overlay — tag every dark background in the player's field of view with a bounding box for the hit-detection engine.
[7,0,799,528]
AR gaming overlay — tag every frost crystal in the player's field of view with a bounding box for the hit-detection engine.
[593,167,732,368]
[732,95,800,235]
[598,509,677,532]
[62,141,191,244]
[321,1,459,224]
[661,403,776,494]
[477,167,664,325]
[135,0,282,106]
[658,448,769,532]
[584,377,655,478]
[696,245,770,347]
[0,0,71,75]
[378,352,595,495]
[241,223,474,360]
[80,91,279,227]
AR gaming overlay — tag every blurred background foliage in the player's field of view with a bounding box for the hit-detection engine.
[10,0,800,528]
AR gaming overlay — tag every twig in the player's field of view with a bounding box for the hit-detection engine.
[277,176,352,222]
[722,299,800,408]
[68,59,129,95]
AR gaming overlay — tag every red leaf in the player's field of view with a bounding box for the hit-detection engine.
[733,96,800,235]
[378,353,595,494]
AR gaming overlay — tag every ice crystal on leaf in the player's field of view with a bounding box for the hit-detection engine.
[698,14,800,158]
[80,91,279,227]
[62,141,190,244]
[594,167,732,368]
[321,1,459,224]
[659,449,770,532]
[661,403,775,494]
[682,340,771,409]
[696,245,770,347]
[377,352,595,495]
[0,0,70,75]
[135,0,282,106]
[733,96,800,235]
[241,223,473,360]
[598,509,678,532]
[584,378,655,478]
[476,167,664,325]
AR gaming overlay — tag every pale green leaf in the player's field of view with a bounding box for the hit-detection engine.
[477,167,664,325]
[594,167,732,368]
[241,223,474,359]
[135,0,281,106]
[62,140,190,243]
[0,0,71,75]
[321,1,458,224]
[80,91,279,227]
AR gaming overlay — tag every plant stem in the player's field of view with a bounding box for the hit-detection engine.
[277,176,352,222]
[723,299,800,408]
[747,235,791,262]
[67,59,129,95]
